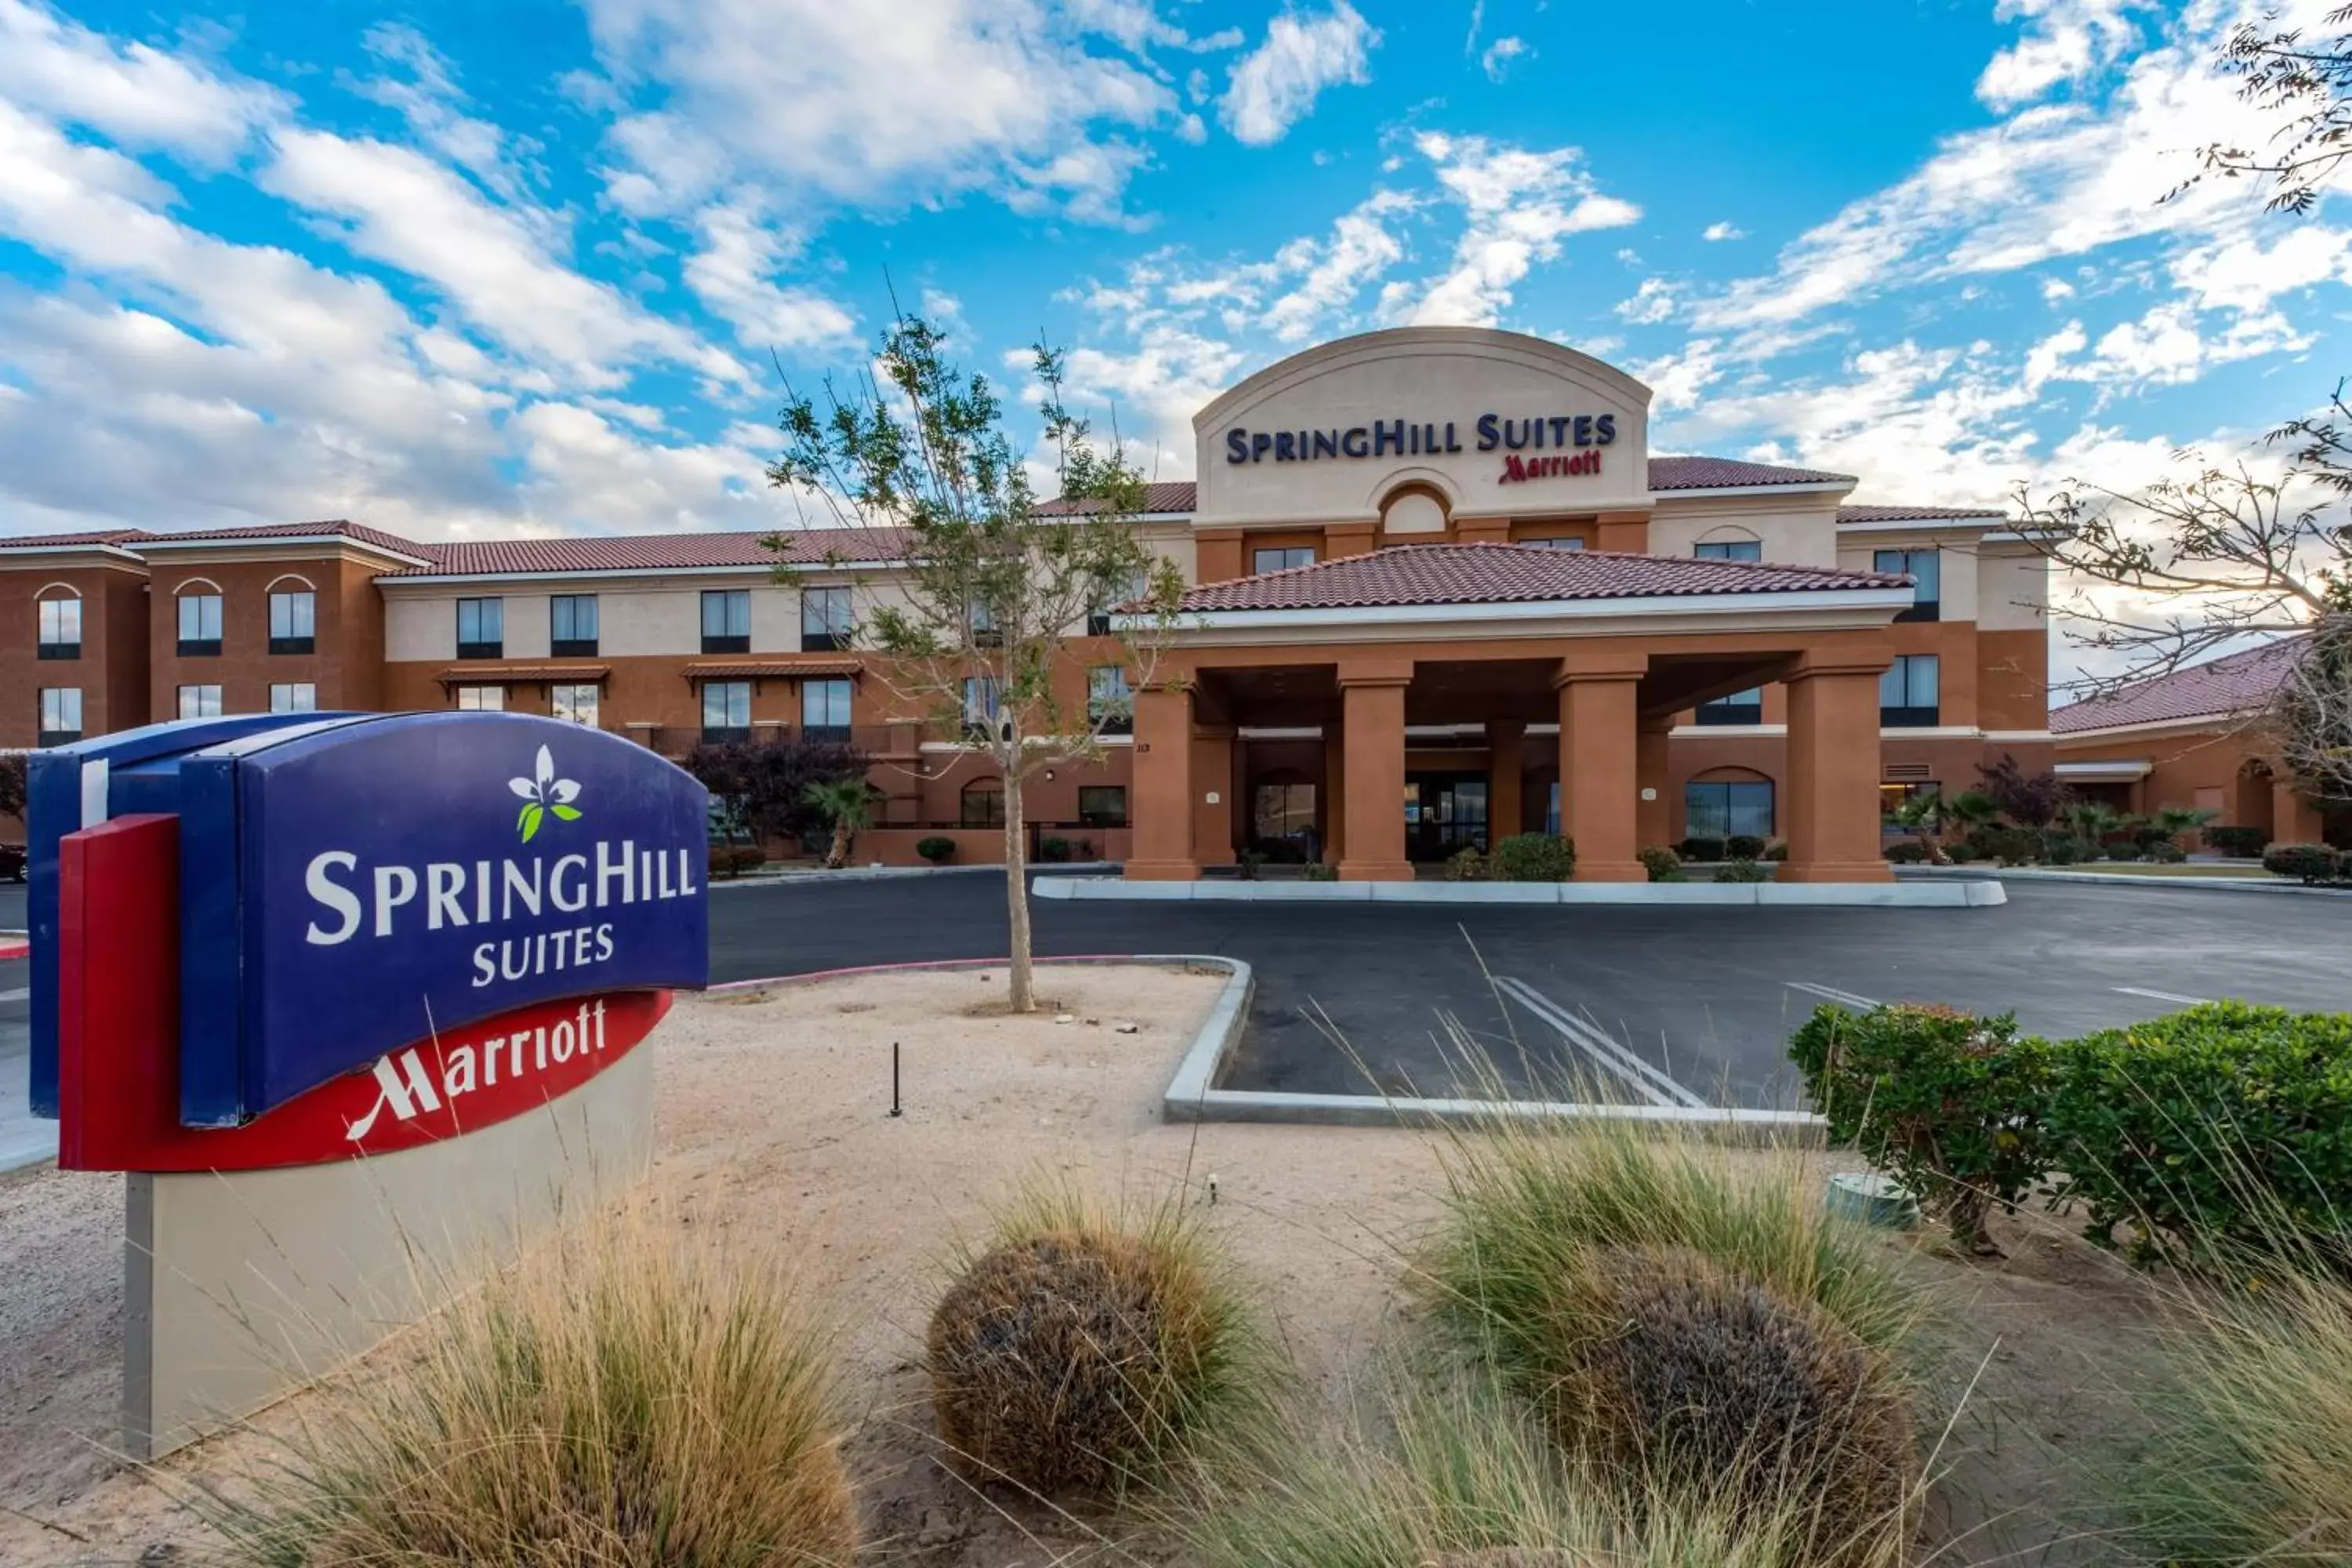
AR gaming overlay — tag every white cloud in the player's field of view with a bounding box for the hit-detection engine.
[1401,132,1642,327]
[580,0,1179,220]
[681,198,858,353]
[1701,220,1744,241]
[1479,36,1529,82]
[1265,188,1413,341]
[1616,277,1679,324]
[1218,2,1377,147]
[1976,0,2148,111]
[0,0,281,162]
[350,22,542,208]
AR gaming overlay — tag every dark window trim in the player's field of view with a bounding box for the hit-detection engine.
[551,638,600,658]
[802,724,851,744]
[1076,786,1129,828]
[701,633,751,655]
[37,642,80,662]
[456,640,505,661]
[1892,601,1941,624]
[269,636,316,655]
[800,629,849,652]
[177,638,223,658]
[1694,703,1764,727]
[1880,706,1941,728]
[700,725,752,746]
[37,729,82,747]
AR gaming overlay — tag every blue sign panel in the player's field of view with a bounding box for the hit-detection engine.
[175,712,709,1126]
[25,713,372,1117]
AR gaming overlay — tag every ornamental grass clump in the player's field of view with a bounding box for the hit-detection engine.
[213,1209,855,1567]
[927,1178,1269,1495]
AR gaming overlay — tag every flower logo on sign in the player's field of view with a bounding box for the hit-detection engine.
[508,745,583,843]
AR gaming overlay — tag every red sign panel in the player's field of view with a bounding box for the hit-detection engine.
[56,812,669,1173]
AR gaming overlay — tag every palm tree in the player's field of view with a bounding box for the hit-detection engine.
[2151,804,2220,855]
[2064,799,2125,851]
[1889,789,1951,862]
[804,779,877,869]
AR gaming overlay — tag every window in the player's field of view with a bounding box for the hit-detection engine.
[961,780,1006,827]
[1879,655,1940,728]
[1087,569,1151,636]
[178,684,223,720]
[38,687,82,745]
[700,590,750,654]
[456,684,505,712]
[553,684,601,726]
[1523,537,1585,550]
[550,594,599,656]
[1253,782,1317,849]
[1879,780,1941,829]
[801,677,852,739]
[1695,539,1762,561]
[1686,777,1775,839]
[176,591,223,656]
[269,589,315,655]
[1077,786,1128,827]
[967,593,1000,646]
[1253,546,1316,573]
[1696,687,1764,726]
[456,597,503,659]
[701,679,751,742]
[1087,665,1133,735]
[37,597,80,659]
[269,683,317,714]
[961,675,1001,739]
[1873,549,1941,622]
[800,586,853,652]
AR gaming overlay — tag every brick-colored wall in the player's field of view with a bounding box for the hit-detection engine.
[0,558,149,748]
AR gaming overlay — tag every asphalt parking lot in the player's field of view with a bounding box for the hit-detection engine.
[707,872,2352,1109]
[7,876,2352,1145]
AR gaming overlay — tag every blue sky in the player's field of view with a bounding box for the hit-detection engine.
[0,0,2344,556]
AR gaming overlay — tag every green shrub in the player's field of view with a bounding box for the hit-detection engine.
[2143,839,2187,864]
[1789,1004,2055,1254]
[1637,845,1685,883]
[1726,833,1768,860]
[915,835,957,865]
[2038,833,2090,866]
[2205,825,2272,858]
[707,844,766,878]
[1039,835,1074,863]
[2263,842,2345,884]
[1236,848,1268,880]
[1945,844,1979,865]
[1446,846,1490,882]
[1300,860,1338,882]
[1882,841,1926,865]
[2047,1002,2352,1260]
[927,1182,1269,1495]
[2104,841,2141,861]
[1489,833,1577,882]
[1965,825,2042,865]
[1715,858,1769,884]
[1677,835,1727,863]
[1762,840,1788,862]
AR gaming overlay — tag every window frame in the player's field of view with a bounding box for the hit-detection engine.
[552,683,601,727]
[37,596,82,660]
[1693,539,1763,562]
[960,779,1007,828]
[800,677,852,739]
[1683,777,1775,840]
[455,684,506,713]
[550,593,601,657]
[456,597,505,660]
[37,686,83,745]
[268,588,316,655]
[269,682,318,714]
[1874,548,1942,622]
[800,586,853,652]
[1878,654,1941,728]
[1076,786,1128,827]
[1694,686,1766,727]
[1252,546,1316,574]
[960,675,1002,741]
[1087,665,1134,735]
[177,683,224,720]
[700,589,751,655]
[176,591,223,657]
[700,678,752,742]
[1522,537,1585,550]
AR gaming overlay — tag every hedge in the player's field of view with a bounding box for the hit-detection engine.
[2263,843,2345,884]
[1676,835,1726,863]
[916,837,956,864]
[1487,833,1577,882]
[2205,825,2271,858]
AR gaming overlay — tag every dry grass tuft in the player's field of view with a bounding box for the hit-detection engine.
[926,1178,1268,1497]
[209,1205,855,1567]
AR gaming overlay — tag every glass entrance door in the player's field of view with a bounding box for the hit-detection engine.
[1406,772,1490,861]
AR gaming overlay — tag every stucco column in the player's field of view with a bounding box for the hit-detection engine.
[2276,775,2328,845]
[1486,720,1525,844]
[1454,516,1511,546]
[1780,644,1895,884]
[1338,662,1414,881]
[1636,716,1673,851]
[1322,721,1346,867]
[1127,683,1198,880]
[1192,724,1237,866]
[1325,520,1379,558]
[1555,652,1647,882]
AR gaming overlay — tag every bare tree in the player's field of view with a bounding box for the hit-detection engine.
[766,312,1183,1011]
[2176,5,2352,216]
[2270,611,2352,794]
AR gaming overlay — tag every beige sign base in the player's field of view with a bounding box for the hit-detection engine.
[122,1040,655,1461]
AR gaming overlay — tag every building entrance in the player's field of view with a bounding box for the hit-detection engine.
[1406,771,1489,861]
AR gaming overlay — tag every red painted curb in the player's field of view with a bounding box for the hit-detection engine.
[0,939,28,961]
[704,955,1137,993]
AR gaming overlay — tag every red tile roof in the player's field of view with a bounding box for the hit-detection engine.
[390,526,914,577]
[1033,481,1203,517]
[2051,637,2306,735]
[0,528,158,550]
[1169,543,1911,613]
[1836,503,2009,524]
[130,519,438,559]
[1038,459,1861,517]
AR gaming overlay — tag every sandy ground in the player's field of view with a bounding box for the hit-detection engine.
[0,964,2174,1566]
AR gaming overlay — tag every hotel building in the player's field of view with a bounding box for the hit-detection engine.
[2,328,2059,877]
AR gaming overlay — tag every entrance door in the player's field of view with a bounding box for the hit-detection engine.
[1406,772,1490,861]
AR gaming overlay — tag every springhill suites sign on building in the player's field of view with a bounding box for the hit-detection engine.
[174,712,708,1126]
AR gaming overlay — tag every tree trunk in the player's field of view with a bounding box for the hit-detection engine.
[828,821,853,869]
[1003,768,1035,1012]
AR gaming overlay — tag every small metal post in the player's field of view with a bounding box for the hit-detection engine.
[888,1040,902,1118]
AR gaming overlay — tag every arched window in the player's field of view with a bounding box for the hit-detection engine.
[960,779,1005,828]
[34,584,82,659]
[1380,486,1448,536]
[174,579,224,656]
[266,574,318,654]
[1684,767,1774,839]
[1693,527,1762,563]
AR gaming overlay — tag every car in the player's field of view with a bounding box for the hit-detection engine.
[0,842,23,882]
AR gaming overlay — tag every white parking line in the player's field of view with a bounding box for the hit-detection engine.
[2113,985,2209,1006]
[1493,977,1709,1110]
[0,988,25,1004]
[1785,981,1881,1011]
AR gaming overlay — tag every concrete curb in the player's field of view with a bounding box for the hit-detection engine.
[707,861,1117,890]
[1034,876,2004,909]
[1900,866,2352,898]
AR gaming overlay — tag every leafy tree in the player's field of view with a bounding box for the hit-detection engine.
[767,311,1184,1012]
[2177,9,2352,217]
[0,752,24,824]
[1887,789,1951,863]
[804,778,876,869]
[1976,754,2068,829]
[681,735,867,851]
